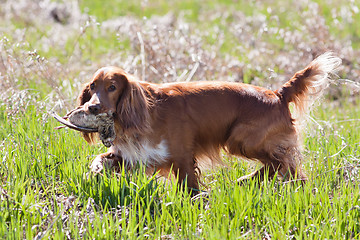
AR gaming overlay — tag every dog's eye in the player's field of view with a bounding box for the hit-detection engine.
[108,85,116,92]
[90,83,95,90]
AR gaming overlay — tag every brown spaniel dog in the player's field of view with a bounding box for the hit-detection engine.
[78,52,340,194]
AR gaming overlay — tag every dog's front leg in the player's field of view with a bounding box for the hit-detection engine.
[90,152,123,173]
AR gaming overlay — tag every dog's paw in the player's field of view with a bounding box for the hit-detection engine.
[89,155,105,174]
[89,154,118,173]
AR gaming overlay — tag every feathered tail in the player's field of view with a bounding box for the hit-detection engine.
[278,52,342,115]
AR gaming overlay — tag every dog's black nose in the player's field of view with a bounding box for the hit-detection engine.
[88,104,101,114]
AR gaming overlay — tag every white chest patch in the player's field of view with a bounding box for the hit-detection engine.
[110,139,169,167]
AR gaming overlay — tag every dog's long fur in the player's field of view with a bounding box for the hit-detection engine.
[78,52,341,194]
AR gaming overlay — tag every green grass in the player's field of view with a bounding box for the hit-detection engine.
[0,91,359,239]
[1,0,360,239]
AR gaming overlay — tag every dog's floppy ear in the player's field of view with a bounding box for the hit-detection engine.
[117,78,150,134]
[78,84,92,106]
[77,84,98,144]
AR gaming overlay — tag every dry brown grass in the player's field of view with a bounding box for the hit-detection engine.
[0,0,359,114]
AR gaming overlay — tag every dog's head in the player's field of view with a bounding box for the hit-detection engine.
[78,67,150,143]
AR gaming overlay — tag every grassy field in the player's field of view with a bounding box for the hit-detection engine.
[0,0,359,239]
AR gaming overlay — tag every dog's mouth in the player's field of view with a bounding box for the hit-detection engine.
[51,107,116,147]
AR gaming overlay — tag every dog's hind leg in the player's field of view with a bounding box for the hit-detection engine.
[281,148,307,183]
[237,146,307,184]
